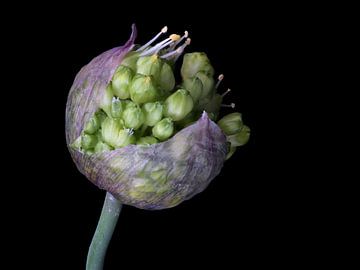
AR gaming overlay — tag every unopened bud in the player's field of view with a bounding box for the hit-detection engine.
[181,52,214,80]
[81,133,98,150]
[129,74,159,104]
[182,76,203,103]
[94,141,113,153]
[120,51,140,71]
[136,136,159,146]
[227,125,250,146]
[112,65,134,99]
[122,105,145,130]
[84,114,100,135]
[159,62,175,92]
[164,89,194,121]
[136,54,162,78]
[152,118,174,141]
[217,112,243,135]
[99,84,114,117]
[111,97,125,118]
[142,101,163,126]
[195,71,215,99]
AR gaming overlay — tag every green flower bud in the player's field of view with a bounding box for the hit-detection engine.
[159,62,175,92]
[195,71,214,99]
[203,94,222,120]
[95,110,107,124]
[111,97,124,118]
[94,141,113,153]
[81,133,98,150]
[152,118,174,141]
[122,105,145,130]
[164,89,194,121]
[120,51,139,71]
[124,100,137,109]
[217,112,243,135]
[142,102,163,126]
[84,114,100,134]
[129,74,159,104]
[112,65,133,99]
[181,52,214,79]
[136,136,159,146]
[227,125,250,146]
[136,54,162,78]
[99,84,113,117]
[101,118,125,147]
[182,76,203,103]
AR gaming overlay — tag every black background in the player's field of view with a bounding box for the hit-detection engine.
[5,3,310,269]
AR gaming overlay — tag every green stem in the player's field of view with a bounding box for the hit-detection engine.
[86,192,122,270]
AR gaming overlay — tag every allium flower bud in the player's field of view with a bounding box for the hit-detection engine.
[159,62,175,92]
[217,112,243,135]
[142,101,163,126]
[182,76,203,103]
[164,89,194,121]
[227,125,250,146]
[152,117,174,141]
[129,74,159,104]
[136,136,158,145]
[181,52,214,79]
[111,65,134,99]
[81,133,98,150]
[136,54,162,78]
[111,97,124,118]
[122,104,144,130]
[84,114,100,135]
[66,24,249,211]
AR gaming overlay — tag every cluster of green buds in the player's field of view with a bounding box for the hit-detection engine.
[66,24,250,210]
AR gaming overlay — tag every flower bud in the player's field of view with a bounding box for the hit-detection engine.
[195,71,214,99]
[142,102,163,126]
[122,105,145,130]
[181,52,214,80]
[217,112,243,135]
[81,133,98,150]
[136,54,162,78]
[99,84,114,117]
[152,118,174,141]
[129,74,159,104]
[112,65,134,99]
[84,114,100,135]
[136,136,159,146]
[111,97,124,118]
[164,89,194,121]
[159,62,175,92]
[94,141,113,153]
[227,125,250,146]
[182,76,203,103]
[203,94,222,120]
[120,51,139,71]
[102,118,136,148]
[124,100,137,109]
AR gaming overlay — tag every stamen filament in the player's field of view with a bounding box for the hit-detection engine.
[136,26,168,52]
[215,74,224,89]
[221,103,236,108]
[221,88,231,97]
[140,34,180,56]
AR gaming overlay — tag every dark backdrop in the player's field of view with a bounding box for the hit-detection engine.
[10,3,303,269]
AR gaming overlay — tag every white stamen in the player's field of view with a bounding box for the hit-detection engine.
[161,47,183,59]
[170,30,189,50]
[173,38,191,61]
[140,34,180,56]
[136,26,168,52]
[221,103,236,108]
[221,88,231,97]
[215,74,224,89]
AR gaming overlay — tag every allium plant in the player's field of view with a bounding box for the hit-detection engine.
[66,24,250,270]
